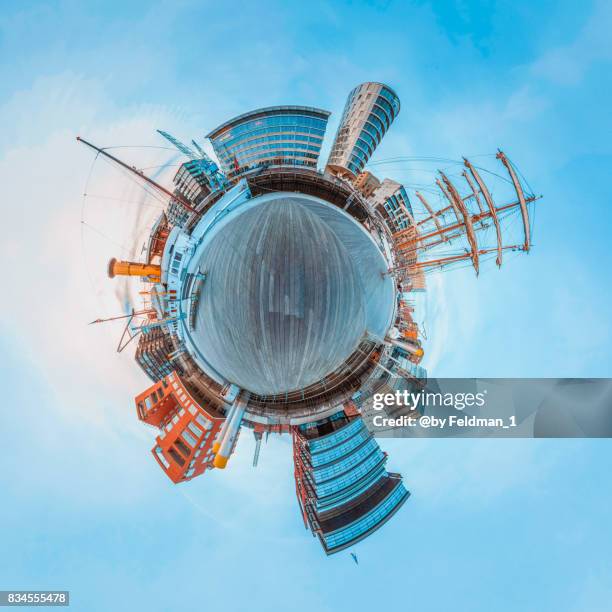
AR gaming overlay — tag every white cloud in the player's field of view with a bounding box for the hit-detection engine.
[0,72,186,437]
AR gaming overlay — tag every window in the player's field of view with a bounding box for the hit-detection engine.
[317,467,386,513]
[188,422,203,438]
[154,446,170,469]
[174,438,191,457]
[316,449,385,498]
[324,483,408,550]
[182,430,198,448]
[314,439,379,483]
[168,447,186,466]
[195,414,213,430]
[309,418,363,452]
[310,428,370,467]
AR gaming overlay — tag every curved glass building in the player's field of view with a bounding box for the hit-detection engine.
[326,82,400,178]
[206,106,330,177]
[293,410,409,554]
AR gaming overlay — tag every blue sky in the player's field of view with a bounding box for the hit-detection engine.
[0,1,611,610]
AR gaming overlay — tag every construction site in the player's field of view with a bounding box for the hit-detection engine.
[79,81,540,554]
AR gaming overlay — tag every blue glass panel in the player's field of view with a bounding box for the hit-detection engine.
[313,439,380,483]
[310,428,370,467]
[323,482,408,550]
[316,467,386,512]
[315,449,385,497]
[374,96,395,124]
[379,87,400,115]
[309,418,364,452]
[370,105,390,130]
[366,114,386,136]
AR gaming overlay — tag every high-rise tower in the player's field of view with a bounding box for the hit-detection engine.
[293,408,410,554]
[326,82,400,178]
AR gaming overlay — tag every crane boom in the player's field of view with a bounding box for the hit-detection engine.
[157,130,197,159]
[76,136,199,215]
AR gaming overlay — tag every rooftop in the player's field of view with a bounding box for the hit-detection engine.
[206,105,331,138]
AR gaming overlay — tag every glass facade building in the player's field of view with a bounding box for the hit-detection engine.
[135,327,176,383]
[206,106,330,177]
[167,157,229,227]
[372,178,415,233]
[293,409,409,554]
[174,160,214,203]
[326,82,400,177]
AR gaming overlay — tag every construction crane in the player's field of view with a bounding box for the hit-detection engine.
[157,129,228,192]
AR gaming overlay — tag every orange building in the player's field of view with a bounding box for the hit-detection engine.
[135,371,225,483]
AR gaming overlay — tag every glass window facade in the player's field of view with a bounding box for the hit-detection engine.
[135,328,175,382]
[372,179,415,233]
[322,480,409,551]
[313,438,381,484]
[172,160,220,204]
[207,106,330,176]
[307,416,363,452]
[316,466,387,513]
[315,448,386,497]
[293,413,410,555]
[309,426,371,467]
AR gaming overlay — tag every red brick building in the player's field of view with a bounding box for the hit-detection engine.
[135,371,225,483]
